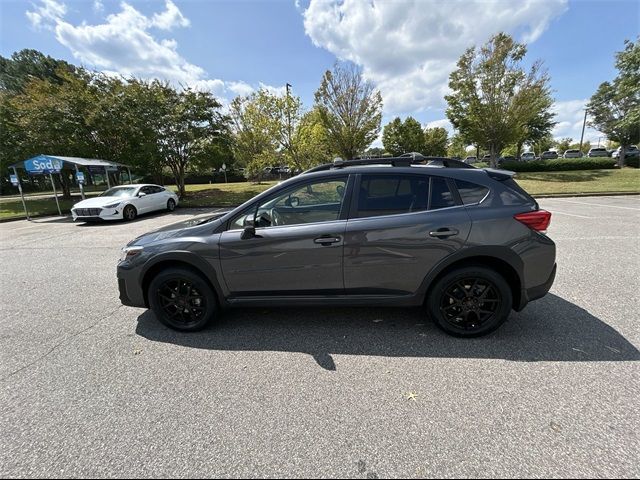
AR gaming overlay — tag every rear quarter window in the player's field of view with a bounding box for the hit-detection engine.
[454,180,489,205]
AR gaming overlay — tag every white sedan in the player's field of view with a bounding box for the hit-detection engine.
[71,184,179,222]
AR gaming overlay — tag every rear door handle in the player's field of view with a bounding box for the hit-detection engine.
[429,228,459,239]
[314,236,341,245]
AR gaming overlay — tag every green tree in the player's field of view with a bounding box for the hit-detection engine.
[382,116,424,156]
[587,38,640,166]
[156,87,226,197]
[554,137,573,154]
[423,127,449,156]
[0,49,77,94]
[447,132,471,158]
[314,63,383,160]
[446,33,555,168]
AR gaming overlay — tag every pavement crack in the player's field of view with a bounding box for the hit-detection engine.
[0,304,124,383]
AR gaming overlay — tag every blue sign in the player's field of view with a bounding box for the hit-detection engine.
[76,171,85,184]
[24,156,63,174]
[10,174,19,186]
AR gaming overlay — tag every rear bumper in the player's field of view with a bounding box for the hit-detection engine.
[517,263,556,311]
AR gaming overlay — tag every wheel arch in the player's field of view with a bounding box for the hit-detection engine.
[140,253,224,308]
[419,247,524,310]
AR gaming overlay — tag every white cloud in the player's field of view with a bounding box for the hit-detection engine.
[26,0,66,29]
[25,0,263,105]
[303,0,568,114]
[552,99,605,145]
[93,0,104,13]
[425,119,453,134]
[151,0,190,30]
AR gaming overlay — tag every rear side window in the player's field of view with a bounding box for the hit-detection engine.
[455,180,489,205]
[355,174,457,218]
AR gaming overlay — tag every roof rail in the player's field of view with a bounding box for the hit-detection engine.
[302,154,473,174]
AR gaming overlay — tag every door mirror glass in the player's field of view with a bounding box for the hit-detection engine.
[241,219,256,240]
[138,192,147,197]
[286,195,300,207]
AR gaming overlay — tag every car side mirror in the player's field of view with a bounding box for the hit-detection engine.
[138,192,146,197]
[241,219,257,240]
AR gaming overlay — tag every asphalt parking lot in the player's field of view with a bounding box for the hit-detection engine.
[1,196,638,478]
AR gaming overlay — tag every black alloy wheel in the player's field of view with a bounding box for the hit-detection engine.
[428,266,512,337]
[440,277,500,331]
[148,267,217,331]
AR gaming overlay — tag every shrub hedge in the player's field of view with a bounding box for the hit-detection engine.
[498,157,617,172]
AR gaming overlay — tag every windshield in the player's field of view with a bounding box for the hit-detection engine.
[101,187,137,198]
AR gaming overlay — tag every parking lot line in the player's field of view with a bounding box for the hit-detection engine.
[552,198,640,211]
[547,210,591,219]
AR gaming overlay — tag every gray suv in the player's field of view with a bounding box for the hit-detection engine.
[117,157,556,337]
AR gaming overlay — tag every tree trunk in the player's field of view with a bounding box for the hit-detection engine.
[489,144,497,169]
[516,142,523,161]
[619,145,626,168]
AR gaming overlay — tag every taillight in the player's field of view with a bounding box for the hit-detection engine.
[514,210,551,232]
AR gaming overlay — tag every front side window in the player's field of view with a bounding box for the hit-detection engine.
[241,177,348,229]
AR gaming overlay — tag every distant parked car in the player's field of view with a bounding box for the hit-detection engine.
[540,151,559,160]
[520,152,536,162]
[464,156,477,164]
[587,147,610,158]
[563,149,583,158]
[481,154,492,162]
[612,145,639,159]
[500,156,516,163]
[72,184,178,222]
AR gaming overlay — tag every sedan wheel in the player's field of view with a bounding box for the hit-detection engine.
[123,205,137,221]
[167,199,176,212]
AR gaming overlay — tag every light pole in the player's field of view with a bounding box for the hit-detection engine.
[579,109,587,153]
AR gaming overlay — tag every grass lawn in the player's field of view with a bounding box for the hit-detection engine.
[514,168,640,195]
[0,171,637,221]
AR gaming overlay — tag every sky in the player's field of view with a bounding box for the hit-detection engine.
[1,0,638,148]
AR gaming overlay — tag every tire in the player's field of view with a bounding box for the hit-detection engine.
[123,204,137,221]
[427,266,512,338]
[148,267,217,332]
[167,199,176,212]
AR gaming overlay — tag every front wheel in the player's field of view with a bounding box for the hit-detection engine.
[427,266,512,337]
[148,267,217,331]
[123,204,137,221]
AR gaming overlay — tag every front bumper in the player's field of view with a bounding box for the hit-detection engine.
[72,207,123,221]
[117,263,146,308]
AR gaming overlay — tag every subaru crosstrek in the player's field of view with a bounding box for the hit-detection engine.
[117,157,556,337]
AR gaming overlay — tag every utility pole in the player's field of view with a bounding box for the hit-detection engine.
[579,109,587,153]
[285,83,293,175]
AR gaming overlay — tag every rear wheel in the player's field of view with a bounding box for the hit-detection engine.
[123,204,137,221]
[148,267,217,331]
[167,199,176,212]
[427,266,512,337]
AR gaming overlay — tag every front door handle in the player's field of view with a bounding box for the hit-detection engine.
[429,228,459,239]
[314,236,341,245]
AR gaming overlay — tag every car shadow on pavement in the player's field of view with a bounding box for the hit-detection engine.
[135,293,640,370]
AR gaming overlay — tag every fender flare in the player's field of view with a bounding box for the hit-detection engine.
[140,251,226,306]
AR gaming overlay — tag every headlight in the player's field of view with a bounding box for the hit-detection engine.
[104,202,121,208]
[119,246,143,262]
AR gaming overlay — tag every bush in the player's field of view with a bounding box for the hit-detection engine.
[498,157,617,172]
[623,156,639,168]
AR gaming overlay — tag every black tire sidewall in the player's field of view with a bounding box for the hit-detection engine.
[167,199,176,211]
[428,266,512,337]
[148,268,217,332]
[123,205,137,221]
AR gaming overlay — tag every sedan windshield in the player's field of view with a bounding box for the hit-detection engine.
[101,187,137,198]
